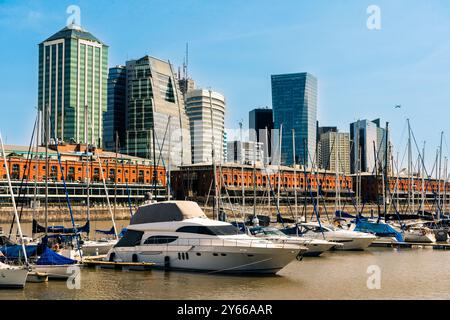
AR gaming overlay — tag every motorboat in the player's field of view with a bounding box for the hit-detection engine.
[248,226,340,257]
[105,201,306,274]
[283,222,376,251]
[81,238,118,256]
[0,262,29,288]
[402,222,436,243]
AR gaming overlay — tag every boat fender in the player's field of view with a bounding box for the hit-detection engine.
[132,254,139,263]
[296,253,303,261]
[164,256,170,269]
[109,252,115,262]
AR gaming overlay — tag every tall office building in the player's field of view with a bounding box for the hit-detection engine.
[319,131,351,174]
[125,56,191,166]
[249,108,273,161]
[103,66,126,151]
[271,72,318,167]
[350,119,389,174]
[227,140,264,165]
[186,89,226,164]
[38,23,108,145]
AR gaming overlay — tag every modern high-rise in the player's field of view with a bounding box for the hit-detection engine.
[249,108,273,161]
[227,141,264,165]
[186,89,226,164]
[350,119,389,174]
[38,23,108,145]
[319,131,351,174]
[103,66,126,151]
[271,72,317,167]
[125,56,191,166]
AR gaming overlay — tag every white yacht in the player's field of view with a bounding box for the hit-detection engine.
[105,201,306,274]
[82,239,118,256]
[248,226,340,257]
[0,262,29,288]
[296,222,376,250]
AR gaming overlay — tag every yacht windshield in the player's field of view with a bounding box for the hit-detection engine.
[176,225,243,236]
[262,228,286,236]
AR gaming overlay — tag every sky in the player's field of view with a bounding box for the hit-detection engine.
[1,0,450,169]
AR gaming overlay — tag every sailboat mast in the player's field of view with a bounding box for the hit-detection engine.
[239,121,245,210]
[167,117,172,201]
[384,122,389,217]
[438,131,443,219]
[44,104,49,237]
[421,142,425,215]
[277,124,283,209]
[334,131,339,215]
[292,129,298,222]
[407,119,412,212]
[209,90,218,220]
[0,133,28,264]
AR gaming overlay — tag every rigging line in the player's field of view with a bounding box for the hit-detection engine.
[7,115,37,239]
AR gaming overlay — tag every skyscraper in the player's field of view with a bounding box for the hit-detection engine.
[319,131,351,174]
[271,72,317,167]
[186,89,226,164]
[38,23,108,145]
[350,119,389,174]
[103,66,126,151]
[249,108,273,161]
[124,55,191,166]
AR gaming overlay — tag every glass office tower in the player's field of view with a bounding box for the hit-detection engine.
[271,72,317,167]
[38,23,108,145]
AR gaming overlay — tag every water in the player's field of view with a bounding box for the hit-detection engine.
[1,219,450,300]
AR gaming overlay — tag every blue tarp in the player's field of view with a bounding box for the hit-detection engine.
[354,218,404,242]
[95,226,116,235]
[33,219,90,234]
[36,247,77,265]
[0,245,37,259]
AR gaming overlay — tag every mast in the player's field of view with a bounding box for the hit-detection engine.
[292,129,298,222]
[97,156,118,239]
[253,141,257,220]
[265,127,271,217]
[85,106,90,225]
[32,108,40,240]
[421,142,425,215]
[209,89,218,220]
[167,117,172,201]
[114,131,119,220]
[239,121,245,210]
[0,133,28,265]
[334,131,340,215]
[384,122,389,217]
[277,124,283,210]
[438,131,444,219]
[407,119,412,212]
[44,103,49,237]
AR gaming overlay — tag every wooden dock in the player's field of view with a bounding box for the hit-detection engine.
[82,257,155,271]
[371,241,450,250]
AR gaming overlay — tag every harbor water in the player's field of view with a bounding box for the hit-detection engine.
[1,221,450,300]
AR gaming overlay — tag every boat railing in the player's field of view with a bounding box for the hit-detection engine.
[144,238,304,250]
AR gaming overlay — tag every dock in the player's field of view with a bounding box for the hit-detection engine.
[371,241,450,250]
[82,256,155,271]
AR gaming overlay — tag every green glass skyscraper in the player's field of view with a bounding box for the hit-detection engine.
[271,72,317,167]
[38,23,108,146]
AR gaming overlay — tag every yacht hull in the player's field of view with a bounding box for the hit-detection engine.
[108,246,301,274]
[330,237,375,250]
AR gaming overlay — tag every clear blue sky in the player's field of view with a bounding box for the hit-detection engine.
[1,0,450,169]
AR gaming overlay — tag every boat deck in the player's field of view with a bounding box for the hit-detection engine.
[371,241,450,250]
[82,256,155,270]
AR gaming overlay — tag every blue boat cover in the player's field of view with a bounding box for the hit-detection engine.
[33,219,90,234]
[119,228,127,238]
[36,247,77,265]
[335,211,356,219]
[95,226,116,235]
[0,245,37,259]
[354,218,404,242]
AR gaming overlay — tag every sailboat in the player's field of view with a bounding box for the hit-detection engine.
[0,132,29,288]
